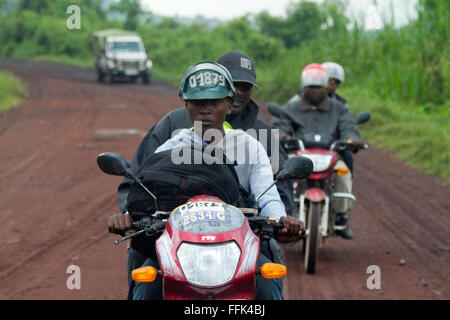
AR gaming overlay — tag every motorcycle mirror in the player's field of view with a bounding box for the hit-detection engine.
[97,152,132,178]
[356,111,371,125]
[276,156,314,181]
[97,152,160,210]
[268,103,286,119]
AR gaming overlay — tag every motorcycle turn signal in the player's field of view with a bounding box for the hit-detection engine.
[258,263,287,279]
[132,266,159,283]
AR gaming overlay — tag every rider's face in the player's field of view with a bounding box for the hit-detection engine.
[185,98,232,135]
[231,82,253,115]
[327,78,341,94]
[304,86,327,106]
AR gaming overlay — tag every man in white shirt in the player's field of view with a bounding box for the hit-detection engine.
[109,62,303,299]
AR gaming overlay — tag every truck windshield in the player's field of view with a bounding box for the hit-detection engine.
[107,41,142,53]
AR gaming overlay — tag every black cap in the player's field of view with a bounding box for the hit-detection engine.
[216,51,258,88]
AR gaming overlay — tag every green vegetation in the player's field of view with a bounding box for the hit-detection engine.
[341,86,449,182]
[0,0,448,182]
[0,70,26,111]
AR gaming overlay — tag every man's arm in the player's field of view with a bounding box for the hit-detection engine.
[249,139,303,242]
[248,138,286,221]
[271,116,294,138]
[270,95,301,138]
[338,105,360,141]
[274,145,294,216]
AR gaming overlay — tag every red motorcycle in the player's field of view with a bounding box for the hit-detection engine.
[268,104,370,274]
[97,151,313,299]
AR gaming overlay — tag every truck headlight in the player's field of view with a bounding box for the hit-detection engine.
[177,241,241,287]
[107,59,116,69]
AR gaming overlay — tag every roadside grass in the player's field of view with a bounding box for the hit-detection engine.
[32,55,93,69]
[0,70,27,112]
[341,86,449,184]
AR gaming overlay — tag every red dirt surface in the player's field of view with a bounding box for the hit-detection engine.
[0,59,448,300]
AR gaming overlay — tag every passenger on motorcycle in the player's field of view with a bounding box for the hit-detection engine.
[271,63,360,239]
[321,62,347,104]
[321,61,354,173]
[108,62,303,300]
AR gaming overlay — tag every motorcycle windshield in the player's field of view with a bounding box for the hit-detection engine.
[170,202,245,234]
[301,133,334,149]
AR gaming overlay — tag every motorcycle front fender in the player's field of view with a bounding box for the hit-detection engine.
[299,189,330,239]
[304,188,326,203]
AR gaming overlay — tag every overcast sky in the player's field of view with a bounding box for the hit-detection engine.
[140,0,418,30]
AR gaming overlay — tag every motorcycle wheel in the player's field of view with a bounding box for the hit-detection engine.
[305,202,320,274]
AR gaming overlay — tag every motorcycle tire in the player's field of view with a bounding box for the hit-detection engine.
[305,202,320,274]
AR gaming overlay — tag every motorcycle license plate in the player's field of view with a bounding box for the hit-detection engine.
[182,209,226,226]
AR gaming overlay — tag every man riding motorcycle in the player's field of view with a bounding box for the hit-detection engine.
[117,51,294,217]
[271,63,360,239]
[109,62,303,300]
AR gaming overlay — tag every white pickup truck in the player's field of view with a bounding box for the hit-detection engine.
[91,29,152,84]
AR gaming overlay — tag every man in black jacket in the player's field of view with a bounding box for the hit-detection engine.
[118,51,294,216]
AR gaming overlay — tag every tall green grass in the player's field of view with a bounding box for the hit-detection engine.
[340,86,449,183]
[0,70,27,112]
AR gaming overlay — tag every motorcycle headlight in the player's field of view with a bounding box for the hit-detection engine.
[303,154,332,172]
[177,241,241,287]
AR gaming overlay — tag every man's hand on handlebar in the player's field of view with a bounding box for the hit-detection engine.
[276,216,305,243]
[108,212,133,236]
[346,139,368,153]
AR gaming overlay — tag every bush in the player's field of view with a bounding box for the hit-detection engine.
[0,71,27,111]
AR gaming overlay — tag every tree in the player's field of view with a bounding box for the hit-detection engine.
[256,1,326,48]
[157,17,181,29]
[18,0,51,13]
[109,0,143,30]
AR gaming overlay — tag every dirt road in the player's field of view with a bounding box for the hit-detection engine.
[0,59,448,300]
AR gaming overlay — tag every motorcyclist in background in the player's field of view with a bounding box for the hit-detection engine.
[109,62,303,300]
[271,63,359,240]
[321,62,354,173]
[321,62,347,104]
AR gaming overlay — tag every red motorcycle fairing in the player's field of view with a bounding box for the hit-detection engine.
[304,188,327,202]
[155,202,260,300]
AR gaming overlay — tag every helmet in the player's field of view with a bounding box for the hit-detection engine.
[216,51,258,88]
[321,62,345,83]
[179,62,236,100]
[301,63,329,88]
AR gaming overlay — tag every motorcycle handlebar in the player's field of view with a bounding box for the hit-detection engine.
[279,137,368,152]
[114,218,166,245]
[333,139,369,152]
[115,215,282,245]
